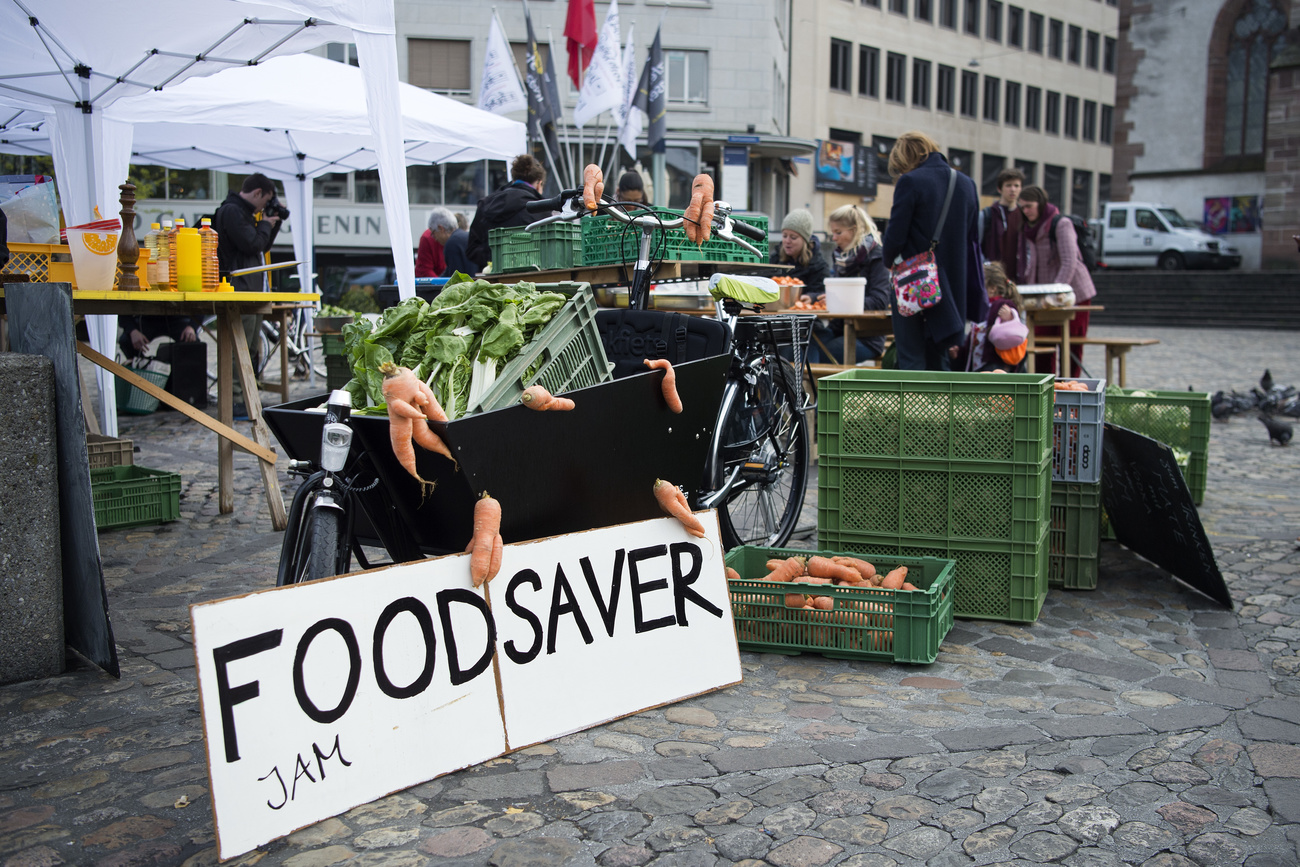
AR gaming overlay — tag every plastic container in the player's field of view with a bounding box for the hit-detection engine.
[824,277,867,315]
[65,227,120,292]
[1049,482,1101,590]
[90,465,181,531]
[0,242,73,284]
[86,434,134,470]
[154,220,174,288]
[1104,387,1210,504]
[115,367,170,414]
[325,355,352,391]
[1052,377,1106,483]
[199,218,220,291]
[174,227,202,292]
[490,223,583,273]
[726,546,956,664]
[581,210,768,267]
[167,219,185,291]
[142,223,161,265]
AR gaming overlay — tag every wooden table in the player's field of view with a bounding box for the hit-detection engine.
[0,287,319,530]
[1024,305,1104,375]
[1030,335,1159,386]
[774,309,893,366]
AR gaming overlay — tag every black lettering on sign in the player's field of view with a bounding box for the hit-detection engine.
[366,216,381,235]
[291,752,317,801]
[547,564,594,654]
[669,542,724,625]
[437,589,496,686]
[213,629,283,763]
[294,619,362,724]
[259,765,288,810]
[372,597,436,699]
[313,735,352,779]
[504,570,543,664]
[580,550,625,638]
[629,544,675,633]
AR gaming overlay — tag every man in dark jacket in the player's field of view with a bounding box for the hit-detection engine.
[466,154,545,271]
[979,166,1024,279]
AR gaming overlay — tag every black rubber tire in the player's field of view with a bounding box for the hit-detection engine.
[302,504,346,584]
[1157,251,1185,271]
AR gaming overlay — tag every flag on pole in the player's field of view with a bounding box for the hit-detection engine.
[573,0,623,129]
[616,23,641,158]
[564,0,598,90]
[478,13,528,116]
[522,0,560,140]
[632,24,666,154]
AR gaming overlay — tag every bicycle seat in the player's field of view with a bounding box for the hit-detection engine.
[708,273,780,304]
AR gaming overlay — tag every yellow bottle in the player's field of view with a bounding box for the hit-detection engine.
[175,227,202,292]
[168,218,186,290]
[198,218,220,291]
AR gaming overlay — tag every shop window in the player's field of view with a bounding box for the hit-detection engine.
[667,49,708,105]
[408,166,442,205]
[314,172,349,201]
[949,147,974,176]
[408,38,471,94]
[167,169,210,200]
[354,169,382,204]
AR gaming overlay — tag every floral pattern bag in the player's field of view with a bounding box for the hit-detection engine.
[891,167,958,318]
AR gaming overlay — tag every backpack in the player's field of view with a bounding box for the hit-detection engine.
[1050,213,1099,272]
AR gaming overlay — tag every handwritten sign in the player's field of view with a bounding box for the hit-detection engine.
[1100,423,1231,609]
[191,514,739,859]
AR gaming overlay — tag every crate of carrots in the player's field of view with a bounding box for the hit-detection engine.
[724,545,955,664]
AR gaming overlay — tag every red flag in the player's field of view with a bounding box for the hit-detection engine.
[564,0,598,89]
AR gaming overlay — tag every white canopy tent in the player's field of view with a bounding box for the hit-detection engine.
[0,0,409,437]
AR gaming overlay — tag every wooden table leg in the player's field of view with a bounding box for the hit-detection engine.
[221,307,288,531]
[1026,326,1038,374]
[843,320,857,366]
[217,310,234,514]
[277,308,290,405]
[1060,320,1072,379]
[1117,348,1129,387]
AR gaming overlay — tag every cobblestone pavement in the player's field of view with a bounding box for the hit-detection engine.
[2,326,1298,867]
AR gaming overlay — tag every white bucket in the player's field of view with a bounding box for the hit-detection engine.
[66,228,120,292]
[823,277,866,315]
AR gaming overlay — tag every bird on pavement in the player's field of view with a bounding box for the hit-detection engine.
[1260,414,1293,446]
[1261,369,1274,393]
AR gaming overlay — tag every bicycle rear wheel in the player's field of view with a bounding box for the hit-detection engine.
[715,358,809,549]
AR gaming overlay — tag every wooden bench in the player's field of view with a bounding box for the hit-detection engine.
[1032,335,1159,386]
[808,361,882,380]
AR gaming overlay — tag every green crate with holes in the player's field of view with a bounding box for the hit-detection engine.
[1104,388,1210,504]
[1050,482,1101,590]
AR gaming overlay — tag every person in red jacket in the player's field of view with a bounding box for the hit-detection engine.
[415,210,447,278]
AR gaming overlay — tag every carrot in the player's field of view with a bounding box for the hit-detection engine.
[583,164,604,212]
[521,384,576,411]
[653,478,706,538]
[785,592,807,609]
[765,556,805,582]
[880,566,908,590]
[469,492,502,588]
[682,174,714,246]
[698,177,715,245]
[725,566,742,583]
[643,358,683,413]
[488,533,504,584]
[832,555,876,583]
[811,596,834,610]
[807,555,861,585]
[794,574,833,585]
[901,582,919,591]
[409,415,456,469]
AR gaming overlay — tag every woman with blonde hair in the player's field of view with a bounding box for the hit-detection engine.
[811,204,891,362]
[881,131,988,370]
[770,208,829,296]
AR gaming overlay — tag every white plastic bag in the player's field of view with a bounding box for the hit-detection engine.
[0,181,61,244]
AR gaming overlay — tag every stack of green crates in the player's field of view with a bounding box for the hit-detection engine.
[1049,379,1106,590]
[816,370,1054,623]
[581,211,768,267]
[1104,387,1211,504]
[322,332,351,391]
[489,224,583,273]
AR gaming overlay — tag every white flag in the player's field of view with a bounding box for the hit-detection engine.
[573,0,623,129]
[478,13,528,115]
[617,23,642,158]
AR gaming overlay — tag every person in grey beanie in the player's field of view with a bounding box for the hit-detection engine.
[770,208,829,296]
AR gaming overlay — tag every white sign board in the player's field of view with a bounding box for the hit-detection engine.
[191,515,739,860]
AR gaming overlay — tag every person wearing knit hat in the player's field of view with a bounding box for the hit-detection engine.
[771,208,829,297]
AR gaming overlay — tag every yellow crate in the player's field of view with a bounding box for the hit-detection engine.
[1,242,148,289]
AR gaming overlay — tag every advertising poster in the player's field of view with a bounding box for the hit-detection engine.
[1204,195,1261,234]
[814,139,874,196]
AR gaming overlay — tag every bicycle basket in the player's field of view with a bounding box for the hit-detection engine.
[733,314,817,368]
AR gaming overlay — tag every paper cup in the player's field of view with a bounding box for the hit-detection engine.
[66,228,120,292]
[824,277,866,315]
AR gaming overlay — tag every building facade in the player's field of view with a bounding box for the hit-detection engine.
[788,0,1119,235]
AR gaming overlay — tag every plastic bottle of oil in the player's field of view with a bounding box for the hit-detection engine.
[168,218,186,291]
[142,223,162,286]
[198,218,220,291]
[154,220,174,288]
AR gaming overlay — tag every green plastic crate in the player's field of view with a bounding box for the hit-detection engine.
[465,281,613,415]
[321,333,346,357]
[1105,387,1210,504]
[490,223,583,273]
[90,465,181,531]
[817,370,1054,468]
[818,528,1050,623]
[325,354,351,391]
[581,210,768,267]
[114,368,170,415]
[818,454,1051,547]
[1050,482,1101,590]
[725,546,955,664]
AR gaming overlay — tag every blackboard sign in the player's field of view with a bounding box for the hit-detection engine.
[1101,423,1231,609]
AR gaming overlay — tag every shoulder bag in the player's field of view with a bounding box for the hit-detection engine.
[891,167,958,318]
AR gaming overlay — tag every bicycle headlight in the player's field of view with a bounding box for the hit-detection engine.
[320,422,352,472]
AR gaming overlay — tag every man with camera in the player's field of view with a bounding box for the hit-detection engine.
[213,172,287,417]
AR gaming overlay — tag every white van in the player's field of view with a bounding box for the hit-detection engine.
[1097,202,1241,270]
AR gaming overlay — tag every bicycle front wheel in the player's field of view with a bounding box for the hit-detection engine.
[716,358,809,549]
[279,490,351,586]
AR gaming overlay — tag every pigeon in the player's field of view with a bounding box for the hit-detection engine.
[1261,369,1274,393]
[1212,397,1235,420]
[1260,414,1293,446]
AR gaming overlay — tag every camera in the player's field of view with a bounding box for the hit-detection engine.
[265,196,290,221]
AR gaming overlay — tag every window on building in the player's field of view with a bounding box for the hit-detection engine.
[949,147,975,176]
[1100,104,1114,144]
[940,0,956,28]
[1025,85,1041,130]
[355,169,382,203]
[1044,164,1065,206]
[890,0,907,14]
[408,165,442,204]
[862,0,881,7]
[1048,19,1063,59]
[1029,12,1044,53]
[872,134,896,185]
[773,61,787,129]
[127,165,165,199]
[1221,0,1288,157]
[912,58,931,107]
[986,0,1002,41]
[314,172,349,200]
[981,153,1005,196]
[1086,31,1100,69]
[162,169,210,200]
[937,64,956,112]
[859,45,879,97]
[325,42,360,66]
[667,50,708,104]
[1072,170,1092,218]
[409,38,471,94]
[1008,7,1023,48]
[983,75,1000,121]
[1082,100,1097,141]
[1068,25,1082,64]
[960,69,979,116]
[1015,159,1036,185]
[1099,173,1111,205]
[1045,90,1060,133]
[1064,95,1079,138]
[886,52,907,102]
[830,38,853,92]
[915,0,933,22]
[964,0,979,35]
[1005,81,1021,125]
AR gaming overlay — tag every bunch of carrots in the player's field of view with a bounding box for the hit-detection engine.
[789,297,827,311]
[772,276,804,288]
[1054,380,1091,391]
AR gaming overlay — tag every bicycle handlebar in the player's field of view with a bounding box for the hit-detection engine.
[522,191,761,256]
[730,219,766,241]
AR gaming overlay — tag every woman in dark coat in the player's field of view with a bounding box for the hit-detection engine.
[881,131,988,370]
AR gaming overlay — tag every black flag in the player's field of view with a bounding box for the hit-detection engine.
[632,24,666,154]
